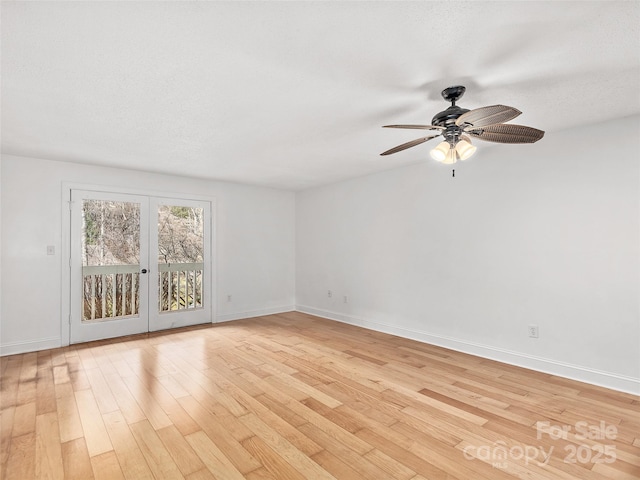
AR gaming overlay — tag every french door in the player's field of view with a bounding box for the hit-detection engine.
[70,190,211,344]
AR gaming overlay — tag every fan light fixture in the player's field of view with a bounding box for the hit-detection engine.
[455,137,477,160]
[430,137,477,164]
[429,141,450,162]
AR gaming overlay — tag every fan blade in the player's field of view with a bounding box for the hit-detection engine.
[456,105,521,128]
[466,124,544,144]
[380,134,440,156]
[383,124,444,130]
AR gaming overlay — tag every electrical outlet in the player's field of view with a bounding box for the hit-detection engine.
[46,245,55,255]
[344,295,348,303]
[528,325,539,338]
[227,295,232,302]
[328,290,332,298]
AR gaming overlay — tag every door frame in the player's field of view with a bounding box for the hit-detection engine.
[61,182,217,347]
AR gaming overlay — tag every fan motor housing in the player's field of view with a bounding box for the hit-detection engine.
[431,105,469,128]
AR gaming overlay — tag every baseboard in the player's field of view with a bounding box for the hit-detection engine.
[0,306,296,355]
[216,305,296,323]
[0,337,61,357]
[296,305,640,395]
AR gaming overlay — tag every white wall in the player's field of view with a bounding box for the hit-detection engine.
[296,116,640,394]
[1,154,295,354]
[3,117,639,394]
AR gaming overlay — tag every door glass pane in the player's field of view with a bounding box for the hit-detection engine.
[157,205,204,313]
[81,200,141,321]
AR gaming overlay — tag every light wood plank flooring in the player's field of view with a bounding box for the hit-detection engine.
[1,311,639,479]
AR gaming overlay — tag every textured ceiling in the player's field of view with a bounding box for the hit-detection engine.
[2,1,639,190]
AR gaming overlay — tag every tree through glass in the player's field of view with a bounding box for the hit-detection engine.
[81,200,141,321]
[157,205,204,313]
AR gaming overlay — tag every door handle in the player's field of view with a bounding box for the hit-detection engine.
[141,268,148,274]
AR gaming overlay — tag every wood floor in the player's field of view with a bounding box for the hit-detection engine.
[1,312,639,480]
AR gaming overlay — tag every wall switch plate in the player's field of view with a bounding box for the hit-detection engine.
[528,325,539,338]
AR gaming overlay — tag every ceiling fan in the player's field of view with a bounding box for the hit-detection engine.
[380,85,544,165]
